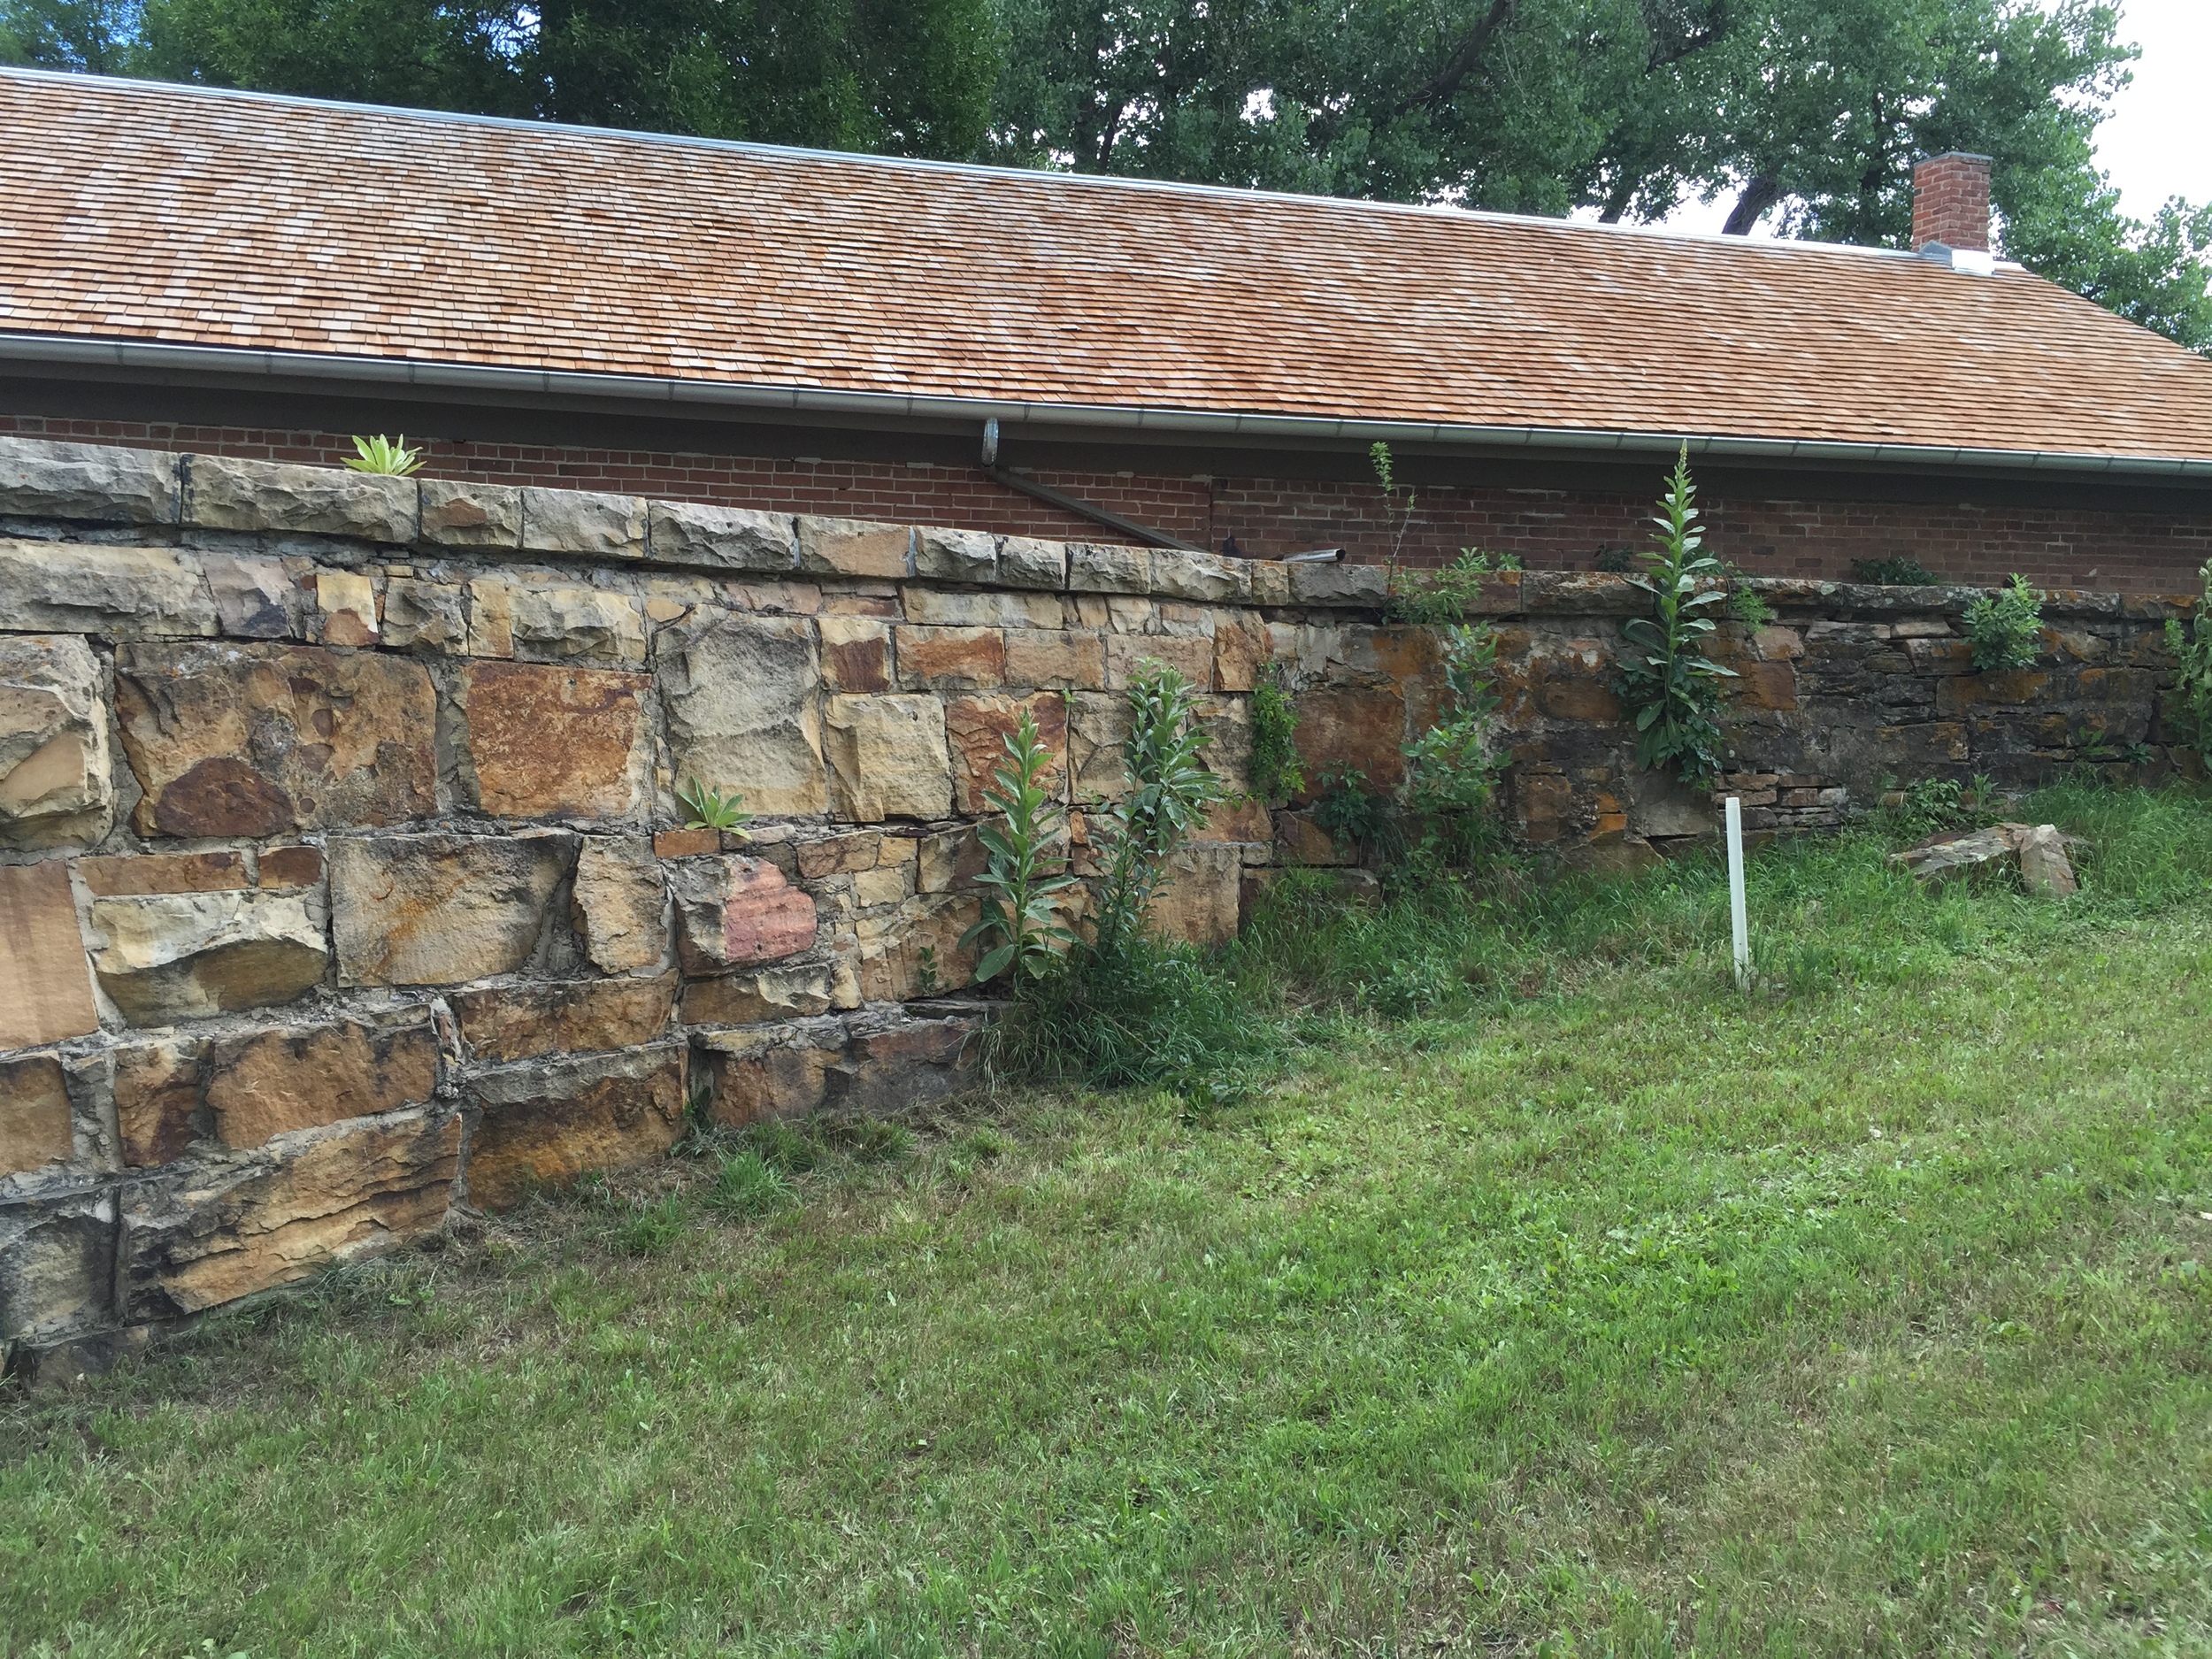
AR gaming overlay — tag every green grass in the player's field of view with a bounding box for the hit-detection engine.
[4,786,2210,1656]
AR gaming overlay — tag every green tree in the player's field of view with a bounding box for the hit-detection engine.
[0,0,136,69]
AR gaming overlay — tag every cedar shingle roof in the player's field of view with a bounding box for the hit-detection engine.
[4,67,2212,468]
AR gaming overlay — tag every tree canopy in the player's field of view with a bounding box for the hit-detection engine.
[4,0,2206,353]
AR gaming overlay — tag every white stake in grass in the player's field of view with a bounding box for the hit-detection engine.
[1724,794,1750,991]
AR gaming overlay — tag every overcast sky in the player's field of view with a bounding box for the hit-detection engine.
[1654,0,2209,238]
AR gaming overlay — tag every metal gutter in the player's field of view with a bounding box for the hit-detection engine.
[6,331,2212,483]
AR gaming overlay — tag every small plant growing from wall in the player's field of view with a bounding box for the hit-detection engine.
[1963,574,2046,672]
[1248,664,1305,804]
[960,707,1079,984]
[1852,556,1941,586]
[2168,561,2212,764]
[677,780,751,836]
[1387,548,1522,624]
[1370,441,1421,598]
[345,434,424,475]
[1402,623,1504,847]
[1090,661,1226,956]
[1617,448,1736,787]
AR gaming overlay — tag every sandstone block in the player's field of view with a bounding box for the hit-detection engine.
[1068,690,1135,804]
[1212,615,1271,691]
[115,641,436,836]
[187,455,415,542]
[856,892,981,1001]
[1106,634,1213,690]
[946,693,1069,815]
[329,831,577,987]
[462,661,652,819]
[380,578,468,652]
[510,586,647,667]
[1148,841,1240,947]
[795,829,888,878]
[1274,808,1356,866]
[204,1013,441,1149]
[1,1188,116,1342]
[2017,824,2079,895]
[680,963,837,1026]
[701,1033,833,1127]
[258,846,324,889]
[825,695,954,822]
[915,526,997,583]
[855,864,913,907]
[1004,628,1105,689]
[652,828,720,858]
[997,536,1071,590]
[1069,543,1151,595]
[451,973,676,1064]
[1196,795,1272,844]
[895,625,1005,690]
[906,588,1065,632]
[669,856,819,972]
[1152,551,1248,603]
[88,888,328,1024]
[0,540,217,638]
[0,635,114,851]
[1293,685,1407,795]
[419,479,523,549]
[0,436,178,523]
[521,488,645,558]
[115,1039,202,1168]
[0,862,100,1050]
[203,553,299,639]
[465,1046,687,1210]
[830,1014,982,1116]
[818,616,894,692]
[660,613,826,816]
[571,833,669,974]
[121,1107,461,1320]
[647,500,796,572]
[1248,561,1290,607]
[797,516,911,580]
[0,1055,73,1177]
[1288,561,1389,608]
[313,570,380,647]
[918,824,987,894]
[467,579,515,657]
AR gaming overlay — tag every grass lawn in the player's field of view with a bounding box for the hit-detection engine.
[4,787,2211,1656]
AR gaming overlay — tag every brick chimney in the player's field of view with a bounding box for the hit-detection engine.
[1912,152,1993,272]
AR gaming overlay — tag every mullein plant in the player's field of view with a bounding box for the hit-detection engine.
[960,708,1079,983]
[1617,446,1736,787]
[1089,662,1227,956]
[344,434,424,475]
[2166,559,2212,764]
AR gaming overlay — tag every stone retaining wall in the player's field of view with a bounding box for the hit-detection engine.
[0,436,2198,1375]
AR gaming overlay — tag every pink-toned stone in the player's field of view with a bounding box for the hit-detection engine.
[669,856,819,973]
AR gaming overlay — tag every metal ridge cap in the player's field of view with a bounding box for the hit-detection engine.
[4,331,2209,480]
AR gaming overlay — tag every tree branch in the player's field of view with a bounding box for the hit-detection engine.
[1722,173,1782,235]
[1387,0,1517,119]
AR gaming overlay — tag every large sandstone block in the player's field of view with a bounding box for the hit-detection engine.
[0,1187,116,1342]
[1107,634,1213,689]
[571,833,668,974]
[120,1107,461,1320]
[115,1038,202,1168]
[114,642,436,837]
[0,436,178,524]
[797,516,911,580]
[0,540,217,637]
[1005,628,1105,689]
[700,1010,980,1125]
[1149,841,1241,947]
[0,1054,73,1177]
[818,617,894,692]
[648,500,796,572]
[1067,690,1135,804]
[450,973,676,1064]
[895,626,1005,690]
[1152,552,1249,603]
[419,479,523,549]
[1069,543,1152,595]
[856,891,982,1001]
[903,588,1064,629]
[462,661,652,818]
[76,849,248,897]
[698,1029,835,1126]
[0,635,114,850]
[946,693,1069,815]
[510,587,648,667]
[380,578,468,653]
[0,862,100,1050]
[668,856,819,973]
[313,571,380,647]
[329,832,577,987]
[995,536,1071,591]
[187,455,416,542]
[824,695,953,822]
[679,962,840,1026]
[88,888,328,1024]
[521,488,645,558]
[203,553,301,640]
[1212,615,1271,691]
[1292,685,1407,795]
[660,613,826,815]
[204,1013,441,1149]
[914,526,997,583]
[1287,561,1389,609]
[464,1045,687,1210]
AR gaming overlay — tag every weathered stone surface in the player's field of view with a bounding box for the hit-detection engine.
[1069,543,1151,595]
[659,613,826,816]
[895,625,1005,689]
[450,973,675,1063]
[856,892,981,1000]
[121,1107,460,1319]
[918,824,987,893]
[203,553,298,639]
[700,1030,833,1126]
[2017,823,2079,895]
[463,661,652,818]
[0,1055,73,1177]
[521,488,645,558]
[1273,808,1356,865]
[0,634,114,850]
[204,1014,441,1149]
[997,536,1071,590]
[680,963,837,1026]
[466,578,515,657]
[312,569,380,647]
[669,856,819,972]
[1107,634,1213,689]
[465,1046,686,1210]
[1248,561,1291,607]
[1,1187,116,1342]
[1148,841,1240,947]
[1890,826,2016,884]
[819,617,894,692]
[419,479,523,549]
[652,827,720,858]
[946,692,1069,815]
[1005,628,1105,688]
[329,832,577,987]
[88,889,328,1024]
[797,516,910,580]
[1212,615,1271,691]
[0,435,177,523]
[1068,690,1135,803]
[1196,795,1273,844]
[510,586,648,666]
[1152,552,1248,603]
[795,829,889,878]
[380,578,467,652]
[903,588,1064,629]
[855,862,916,907]
[704,1012,981,1125]
[0,540,217,637]
[187,455,416,542]
[115,1039,201,1168]
[0,862,99,1051]
[647,499,795,572]
[258,846,324,889]
[1287,561,1389,608]
[1292,685,1407,795]
[915,526,997,583]
[571,833,668,974]
[115,641,436,836]
[825,695,954,821]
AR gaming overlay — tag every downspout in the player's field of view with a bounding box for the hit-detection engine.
[979,418,1206,552]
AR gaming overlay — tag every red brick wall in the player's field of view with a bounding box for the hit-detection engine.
[5,413,2208,594]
